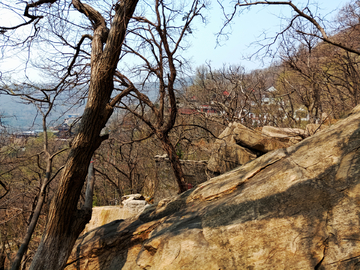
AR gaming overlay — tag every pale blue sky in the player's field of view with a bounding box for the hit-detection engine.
[185,0,350,71]
[0,0,351,80]
[0,0,353,129]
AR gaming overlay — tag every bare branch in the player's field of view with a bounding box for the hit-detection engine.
[234,1,360,56]
[0,0,57,32]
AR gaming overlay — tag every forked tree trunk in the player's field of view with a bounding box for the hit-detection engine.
[29,1,138,269]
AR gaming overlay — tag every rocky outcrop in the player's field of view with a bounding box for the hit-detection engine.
[207,140,257,175]
[306,123,329,136]
[66,105,360,269]
[261,125,305,143]
[207,122,296,175]
[230,122,293,152]
[83,194,149,233]
[121,194,147,210]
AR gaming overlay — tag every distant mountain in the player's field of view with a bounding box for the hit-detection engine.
[0,94,82,131]
[0,78,190,131]
[0,95,39,129]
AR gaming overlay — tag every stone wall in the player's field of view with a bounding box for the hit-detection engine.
[154,155,208,202]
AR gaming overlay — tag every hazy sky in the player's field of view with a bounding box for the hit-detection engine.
[185,0,350,71]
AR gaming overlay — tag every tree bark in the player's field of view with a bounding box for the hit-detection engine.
[29,1,138,269]
[84,158,95,209]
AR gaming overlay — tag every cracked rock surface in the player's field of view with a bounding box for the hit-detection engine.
[66,105,360,270]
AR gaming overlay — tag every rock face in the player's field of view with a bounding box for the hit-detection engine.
[306,123,329,136]
[207,122,295,175]
[261,125,305,143]
[66,106,360,270]
[83,194,149,233]
[207,141,257,175]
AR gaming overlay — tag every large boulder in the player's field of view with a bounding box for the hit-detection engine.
[207,141,257,175]
[66,105,360,269]
[83,194,149,233]
[261,125,305,143]
[207,122,294,175]
[230,122,293,152]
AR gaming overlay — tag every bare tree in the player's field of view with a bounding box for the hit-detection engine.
[0,85,70,270]
[184,64,279,127]
[114,0,206,193]
[223,1,360,56]
[216,0,360,125]
[94,112,159,202]
[0,124,68,269]
[271,1,360,124]
[323,2,360,114]
[30,1,139,268]
[2,0,139,268]
[274,22,326,124]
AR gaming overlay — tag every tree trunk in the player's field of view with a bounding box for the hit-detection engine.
[84,158,95,209]
[29,95,111,270]
[158,133,187,193]
[11,120,53,270]
[11,180,47,270]
[29,1,138,269]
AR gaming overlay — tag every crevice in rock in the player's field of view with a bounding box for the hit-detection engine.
[235,140,265,157]
[143,245,158,256]
[314,254,325,270]
[314,238,329,270]
[242,155,286,181]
